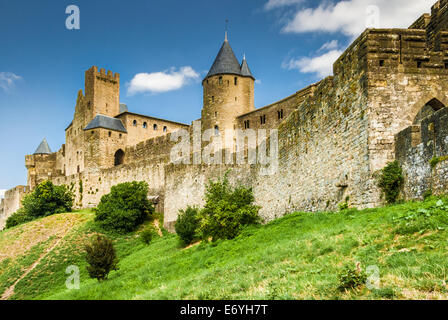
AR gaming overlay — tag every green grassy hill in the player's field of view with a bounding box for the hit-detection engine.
[1,197,448,300]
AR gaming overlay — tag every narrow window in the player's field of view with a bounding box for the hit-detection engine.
[278,109,284,120]
[444,62,448,69]
[143,122,147,129]
[108,131,111,137]
[417,60,422,68]
[215,111,217,117]
[163,126,167,132]
[119,133,122,138]
[153,124,158,131]
[212,96,215,102]
[379,60,385,67]
[133,120,137,126]
[234,77,238,85]
[214,125,219,135]
[219,76,223,85]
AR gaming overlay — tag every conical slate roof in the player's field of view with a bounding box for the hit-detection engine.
[206,40,242,79]
[240,57,255,79]
[34,138,52,155]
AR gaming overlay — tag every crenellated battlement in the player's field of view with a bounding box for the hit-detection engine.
[88,66,120,81]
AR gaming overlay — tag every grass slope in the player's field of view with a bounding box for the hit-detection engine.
[2,197,448,300]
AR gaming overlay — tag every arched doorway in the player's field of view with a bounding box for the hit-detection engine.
[114,149,125,166]
[413,98,446,124]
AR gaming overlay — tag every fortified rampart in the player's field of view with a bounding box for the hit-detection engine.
[2,0,448,232]
[396,107,448,200]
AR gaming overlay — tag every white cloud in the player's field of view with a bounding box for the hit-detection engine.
[283,49,344,78]
[282,0,434,38]
[0,72,22,93]
[127,66,199,95]
[318,40,339,52]
[264,0,303,11]
[0,190,6,199]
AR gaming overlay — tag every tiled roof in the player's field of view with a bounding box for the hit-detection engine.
[84,114,127,133]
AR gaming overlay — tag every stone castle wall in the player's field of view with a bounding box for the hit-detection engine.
[0,186,28,229]
[3,0,448,232]
[396,107,448,200]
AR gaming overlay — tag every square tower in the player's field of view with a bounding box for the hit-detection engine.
[84,66,120,122]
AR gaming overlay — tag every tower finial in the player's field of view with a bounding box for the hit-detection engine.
[225,19,229,41]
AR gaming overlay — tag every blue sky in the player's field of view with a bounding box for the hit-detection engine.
[0,0,434,192]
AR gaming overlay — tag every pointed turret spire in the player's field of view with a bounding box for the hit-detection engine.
[205,40,242,80]
[240,55,255,80]
[34,138,52,155]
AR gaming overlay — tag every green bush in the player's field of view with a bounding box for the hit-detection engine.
[378,161,404,204]
[140,227,156,245]
[95,181,154,233]
[338,264,367,291]
[23,180,73,219]
[338,202,349,211]
[85,235,119,281]
[5,181,73,229]
[175,206,200,245]
[197,176,261,241]
[5,208,33,229]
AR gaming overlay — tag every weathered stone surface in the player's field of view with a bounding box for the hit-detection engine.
[2,0,448,231]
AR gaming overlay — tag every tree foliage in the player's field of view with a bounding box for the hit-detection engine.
[85,235,119,281]
[95,181,154,233]
[197,176,261,241]
[6,180,73,229]
[378,161,404,204]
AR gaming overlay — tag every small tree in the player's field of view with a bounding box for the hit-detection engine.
[85,235,119,281]
[22,180,74,219]
[197,175,261,241]
[140,226,156,245]
[175,206,200,246]
[5,181,73,228]
[378,161,404,204]
[95,181,154,233]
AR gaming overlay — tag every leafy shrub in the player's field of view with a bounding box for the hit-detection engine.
[378,161,404,204]
[338,263,367,291]
[140,227,156,245]
[423,189,433,200]
[197,175,261,241]
[5,181,73,229]
[95,181,154,233]
[338,202,349,211]
[175,206,201,245]
[23,180,73,219]
[5,208,33,229]
[85,235,119,281]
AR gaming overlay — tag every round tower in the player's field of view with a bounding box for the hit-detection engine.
[201,36,255,135]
